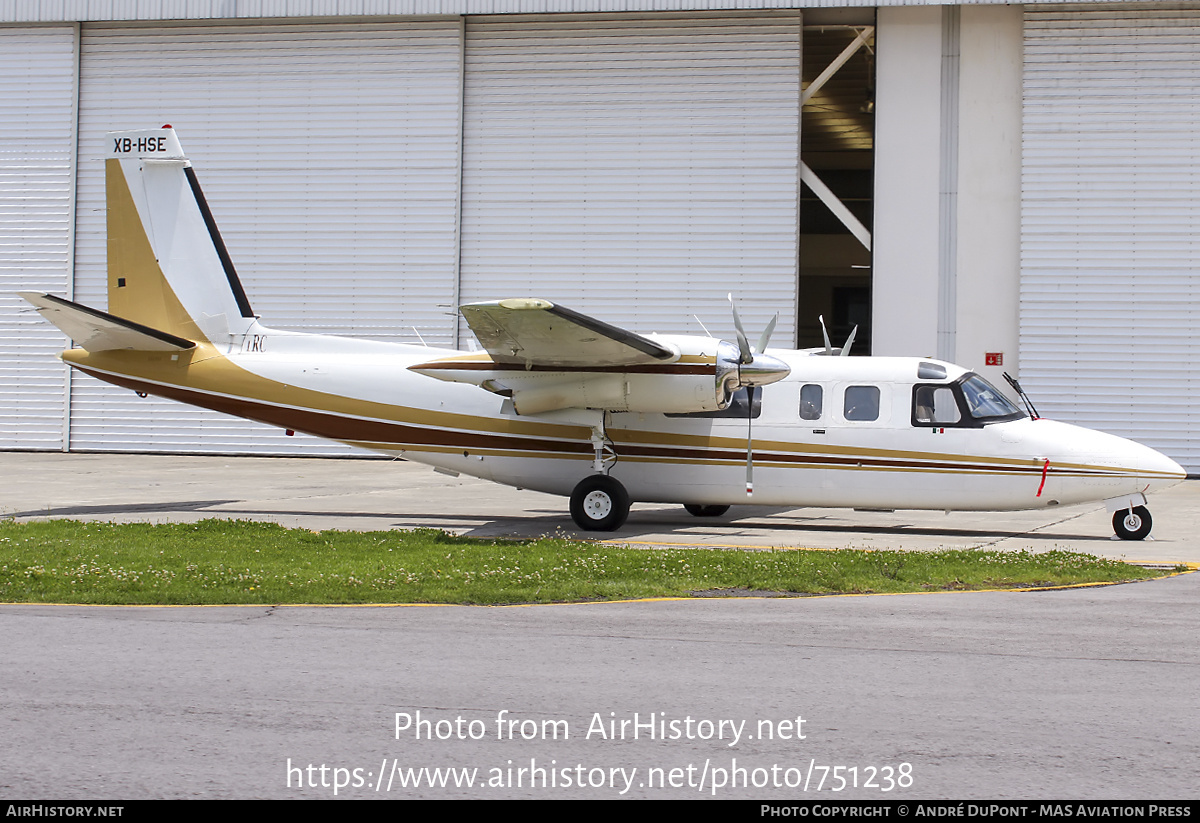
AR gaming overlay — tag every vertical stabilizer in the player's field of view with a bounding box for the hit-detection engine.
[106,127,256,344]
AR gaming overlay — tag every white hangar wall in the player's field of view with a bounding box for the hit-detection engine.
[872,4,1022,386]
[873,2,1200,474]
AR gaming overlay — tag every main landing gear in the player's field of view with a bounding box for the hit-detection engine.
[569,475,630,531]
[1113,505,1152,541]
[568,414,630,531]
[566,415,727,531]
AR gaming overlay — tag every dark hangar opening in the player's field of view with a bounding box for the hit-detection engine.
[798,17,875,354]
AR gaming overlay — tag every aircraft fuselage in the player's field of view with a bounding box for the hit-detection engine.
[62,324,1183,515]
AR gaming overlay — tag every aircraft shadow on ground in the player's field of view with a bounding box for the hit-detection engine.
[7,500,240,519]
[607,508,1102,543]
[154,504,1104,544]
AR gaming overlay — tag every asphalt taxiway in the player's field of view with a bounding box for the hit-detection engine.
[3,575,1198,799]
[2,451,1198,799]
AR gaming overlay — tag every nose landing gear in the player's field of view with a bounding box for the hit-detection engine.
[1113,505,1152,540]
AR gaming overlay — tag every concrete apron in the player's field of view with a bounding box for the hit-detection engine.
[2,451,1196,566]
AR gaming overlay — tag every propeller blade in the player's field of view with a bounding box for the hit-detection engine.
[756,314,778,355]
[819,314,833,355]
[728,294,753,364]
[840,325,858,356]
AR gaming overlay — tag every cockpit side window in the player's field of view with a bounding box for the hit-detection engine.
[800,384,823,420]
[913,385,961,425]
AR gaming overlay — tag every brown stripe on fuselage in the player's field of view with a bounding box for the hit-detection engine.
[77,367,592,457]
[611,442,1049,475]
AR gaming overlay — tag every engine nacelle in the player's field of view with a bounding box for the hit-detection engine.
[502,370,725,415]
[410,337,790,416]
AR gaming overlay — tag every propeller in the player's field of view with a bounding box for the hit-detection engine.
[818,315,858,356]
[724,295,790,497]
[722,294,790,389]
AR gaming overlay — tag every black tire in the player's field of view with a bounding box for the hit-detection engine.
[684,504,730,518]
[1113,506,1152,540]
[569,475,631,531]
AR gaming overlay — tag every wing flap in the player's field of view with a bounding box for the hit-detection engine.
[19,292,197,352]
[461,299,675,368]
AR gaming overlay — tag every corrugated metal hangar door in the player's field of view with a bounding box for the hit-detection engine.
[74,21,465,454]
[0,27,77,451]
[1023,4,1200,473]
[459,14,802,347]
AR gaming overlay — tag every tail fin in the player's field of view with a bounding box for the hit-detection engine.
[106,127,256,344]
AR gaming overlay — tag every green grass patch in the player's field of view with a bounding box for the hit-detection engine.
[0,518,1181,606]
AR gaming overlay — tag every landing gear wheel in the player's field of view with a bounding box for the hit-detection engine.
[1113,506,1152,540]
[570,475,630,531]
[684,504,730,517]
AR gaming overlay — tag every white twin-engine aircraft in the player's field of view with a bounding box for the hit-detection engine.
[21,128,1186,538]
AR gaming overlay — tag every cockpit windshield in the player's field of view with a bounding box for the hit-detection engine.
[960,374,1024,421]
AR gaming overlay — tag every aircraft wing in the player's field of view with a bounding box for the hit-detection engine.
[460,298,675,368]
[19,292,196,352]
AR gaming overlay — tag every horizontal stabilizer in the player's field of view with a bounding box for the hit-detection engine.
[19,292,196,352]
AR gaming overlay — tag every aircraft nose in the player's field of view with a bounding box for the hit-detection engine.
[1140,446,1187,489]
[1108,431,1189,493]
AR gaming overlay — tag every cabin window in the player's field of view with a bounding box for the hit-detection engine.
[800,384,823,420]
[843,385,880,421]
[913,386,961,425]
